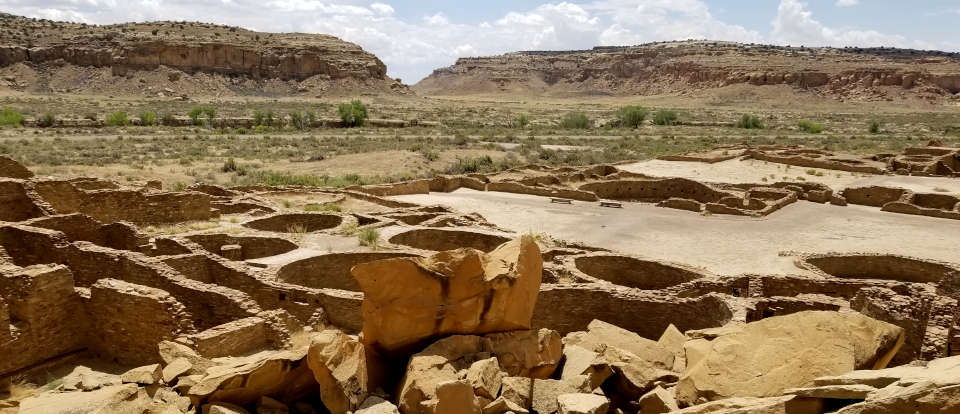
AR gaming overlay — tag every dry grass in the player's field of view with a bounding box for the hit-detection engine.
[143,220,221,236]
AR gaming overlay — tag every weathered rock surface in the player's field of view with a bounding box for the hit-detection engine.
[0,13,404,96]
[352,235,542,356]
[556,393,610,414]
[675,311,904,405]
[0,155,32,179]
[305,329,377,414]
[187,347,317,408]
[415,40,960,103]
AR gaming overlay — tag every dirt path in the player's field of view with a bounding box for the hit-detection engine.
[392,189,960,276]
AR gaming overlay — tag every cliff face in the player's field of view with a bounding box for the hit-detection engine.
[0,13,405,95]
[414,41,960,102]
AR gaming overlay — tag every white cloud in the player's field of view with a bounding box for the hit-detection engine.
[771,0,907,47]
[835,0,858,6]
[370,2,393,15]
[2,0,948,83]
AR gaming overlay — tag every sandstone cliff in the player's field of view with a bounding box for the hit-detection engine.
[414,40,960,102]
[0,13,406,96]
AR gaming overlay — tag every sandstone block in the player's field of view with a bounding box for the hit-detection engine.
[306,329,377,414]
[556,393,610,414]
[675,311,904,405]
[121,364,162,385]
[637,386,678,414]
[352,235,542,356]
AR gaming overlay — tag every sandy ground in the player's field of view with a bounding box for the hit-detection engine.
[620,158,960,195]
[619,158,869,188]
[392,188,960,276]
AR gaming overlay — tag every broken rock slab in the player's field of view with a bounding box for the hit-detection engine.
[556,393,610,414]
[675,311,905,405]
[637,386,679,414]
[121,363,163,385]
[187,346,316,408]
[563,319,674,370]
[356,396,400,414]
[18,384,140,413]
[305,329,379,414]
[352,235,542,356]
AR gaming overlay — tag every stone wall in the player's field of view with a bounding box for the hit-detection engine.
[86,278,195,365]
[34,180,214,224]
[0,264,85,376]
[0,180,46,222]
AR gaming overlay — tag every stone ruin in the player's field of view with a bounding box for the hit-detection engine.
[742,143,960,177]
[1,154,960,414]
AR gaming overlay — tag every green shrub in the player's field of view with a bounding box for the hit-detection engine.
[446,155,494,174]
[0,108,25,127]
[338,100,368,127]
[736,114,764,129]
[561,112,591,129]
[616,106,649,128]
[290,111,314,130]
[37,112,56,128]
[105,112,129,126]
[798,120,824,134]
[652,110,679,126]
[138,111,157,126]
[515,114,529,128]
[357,227,380,249]
[253,109,275,126]
[869,121,881,134]
[188,106,216,126]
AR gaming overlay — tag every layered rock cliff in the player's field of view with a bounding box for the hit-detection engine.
[414,41,960,102]
[0,13,406,96]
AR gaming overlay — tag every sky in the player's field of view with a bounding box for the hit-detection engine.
[2,0,959,83]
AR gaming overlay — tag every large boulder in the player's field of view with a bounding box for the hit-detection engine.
[675,311,904,405]
[564,320,674,370]
[352,235,542,356]
[187,347,318,408]
[305,329,381,414]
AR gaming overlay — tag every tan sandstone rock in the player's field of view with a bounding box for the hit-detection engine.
[435,380,483,414]
[204,402,251,414]
[657,324,687,373]
[356,396,401,414]
[352,235,542,356]
[466,357,506,399]
[18,384,140,413]
[675,311,905,405]
[564,319,674,370]
[163,357,193,384]
[121,363,163,385]
[556,393,610,414]
[188,347,316,408]
[482,396,529,414]
[637,386,679,414]
[305,329,378,414]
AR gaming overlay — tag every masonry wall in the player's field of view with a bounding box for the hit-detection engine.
[86,278,195,365]
[0,264,86,376]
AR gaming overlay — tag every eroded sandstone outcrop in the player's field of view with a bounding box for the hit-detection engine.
[351,235,542,356]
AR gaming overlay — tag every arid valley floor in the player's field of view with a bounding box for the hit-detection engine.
[2,12,960,414]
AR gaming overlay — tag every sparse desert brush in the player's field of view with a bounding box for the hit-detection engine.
[616,106,649,128]
[357,227,380,249]
[338,100,368,127]
[305,203,341,212]
[652,110,679,126]
[105,111,129,126]
[869,121,881,134]
[37,112,56,128]
[139,111,157,126]
[736,114,764,129]
[561,112,591,129]
[797,120,824,134]
[0,107,25,127]
[447,155,494,174]
[515,114,530,128]
[160,113,176,126]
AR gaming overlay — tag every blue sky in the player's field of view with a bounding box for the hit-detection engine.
[2,0,958,82]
